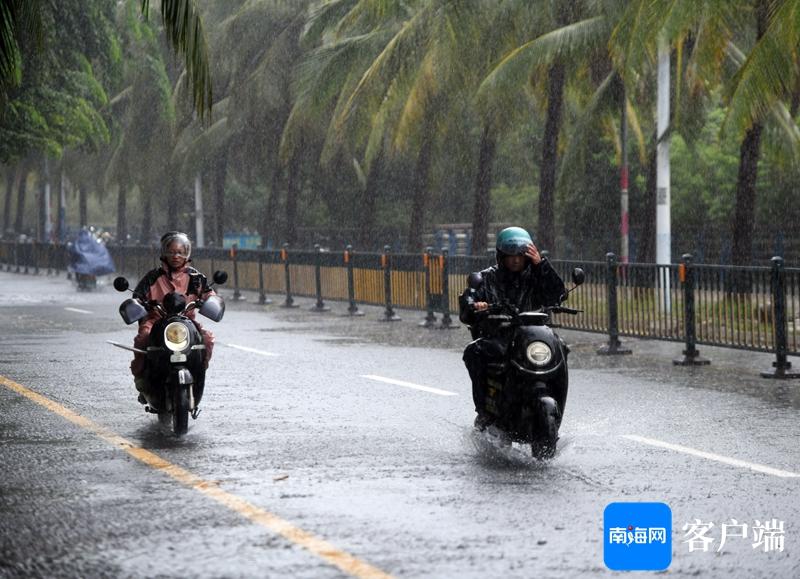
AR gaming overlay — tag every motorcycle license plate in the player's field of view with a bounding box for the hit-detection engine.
[170,353,187,363]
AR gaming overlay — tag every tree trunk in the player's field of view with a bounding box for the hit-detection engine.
[639,141,657,263]
[285,151,301,246]
[117,182,128,244]
[14,164,29,234]
[731,124,762,266]
[166,172,179,231]
[38,155,51,243]
[359,148,384,250]
[408,114,436,253]
[3,167,15,236]
[213,154,228,246]
[470,124,497,255]
[141,196,152,245]
[538,61,565,254]
[264,165,282,247]
[730,0,768,267]
[79,186,88,228]
[38,164,46,242]
[56,168,65,242]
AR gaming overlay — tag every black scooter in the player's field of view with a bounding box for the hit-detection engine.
[466,268,584,458]
[109,271,227,435]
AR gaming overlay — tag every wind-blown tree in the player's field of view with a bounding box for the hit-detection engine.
[614,0,800,265]
[216,0,311,246]
[480,0,593,254]
[280,0,414,246]
[2,0,211,119]
[323,0,536,251]
[104,1,177,244]
[0,0,43,114]
[0,0,118,237]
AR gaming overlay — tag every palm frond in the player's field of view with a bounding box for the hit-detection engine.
[334,1,435,131]
[478,16,607,97]
[141,0,212,120]
[302,0,358,45]
[626,98,647,164]
[723,0,798,139]
[557,71,618,187]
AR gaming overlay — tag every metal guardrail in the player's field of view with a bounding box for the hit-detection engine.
[1,240,798,378]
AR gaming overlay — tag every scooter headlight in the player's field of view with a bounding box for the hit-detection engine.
[164,322,189,352]
[526,341,552,366]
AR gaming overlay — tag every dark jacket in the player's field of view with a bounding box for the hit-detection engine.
[458,258,566,326]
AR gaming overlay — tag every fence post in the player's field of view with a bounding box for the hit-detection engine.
[257,251,273,305]
[14,239,20,273]
[420,247,437,327]
[380,245,401,322]
[23,242,29,274]
[311,244,330,312]
[281,243,298,308]
[674,253,710,366]
[761,256,800,379]
[345,245,364,316]
[231,244,242,301]
[597,252,631,355]
[439,249,456,329]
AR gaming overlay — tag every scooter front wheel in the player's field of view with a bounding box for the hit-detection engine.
[531,397,559,459]
[172,387,190,435]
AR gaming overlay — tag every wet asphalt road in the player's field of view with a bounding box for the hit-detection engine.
[0,270,798,578]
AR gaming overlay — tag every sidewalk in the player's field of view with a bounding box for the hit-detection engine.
[220,287,800,411]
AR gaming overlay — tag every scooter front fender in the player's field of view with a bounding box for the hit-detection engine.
[174,368,194,385]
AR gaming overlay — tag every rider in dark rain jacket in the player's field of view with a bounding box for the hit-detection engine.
[459,227,566,429]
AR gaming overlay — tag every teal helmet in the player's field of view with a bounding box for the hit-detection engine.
[496,227,532,257]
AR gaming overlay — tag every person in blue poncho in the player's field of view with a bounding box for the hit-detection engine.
[68,228,116,290]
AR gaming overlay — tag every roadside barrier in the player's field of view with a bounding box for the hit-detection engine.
[2,240,799,379]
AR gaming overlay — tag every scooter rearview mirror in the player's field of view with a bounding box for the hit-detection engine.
[467,272,483,290]
[571,268,585,286]
[213,270,228,285]
[113,277,130,292]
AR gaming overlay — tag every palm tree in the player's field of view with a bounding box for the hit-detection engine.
[480,0,600,254]
[614,0,799,265]
[140,0,212,118]
[0,0,43,113]
[2,1,211,118]
[282,0,414,246]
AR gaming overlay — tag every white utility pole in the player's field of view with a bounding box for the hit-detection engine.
[620,89,629,264]
[43,157,52,242]
[194,173,205,248]
[656,36,672,313]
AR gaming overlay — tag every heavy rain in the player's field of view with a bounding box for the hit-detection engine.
[1,1,799,578]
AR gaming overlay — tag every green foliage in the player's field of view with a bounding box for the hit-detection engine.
[490,183,539,227]
[671,108,740,232]
[0,1,116,163]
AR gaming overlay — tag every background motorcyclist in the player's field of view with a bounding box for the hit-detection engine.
[458,227,566,430]
[130,231,216,403]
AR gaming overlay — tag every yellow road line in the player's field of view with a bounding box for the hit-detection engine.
[0,374,393,579]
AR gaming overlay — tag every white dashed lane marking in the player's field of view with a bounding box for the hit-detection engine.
[624,435,800,478]
[361,374,458,397]
[225,343,279,357]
